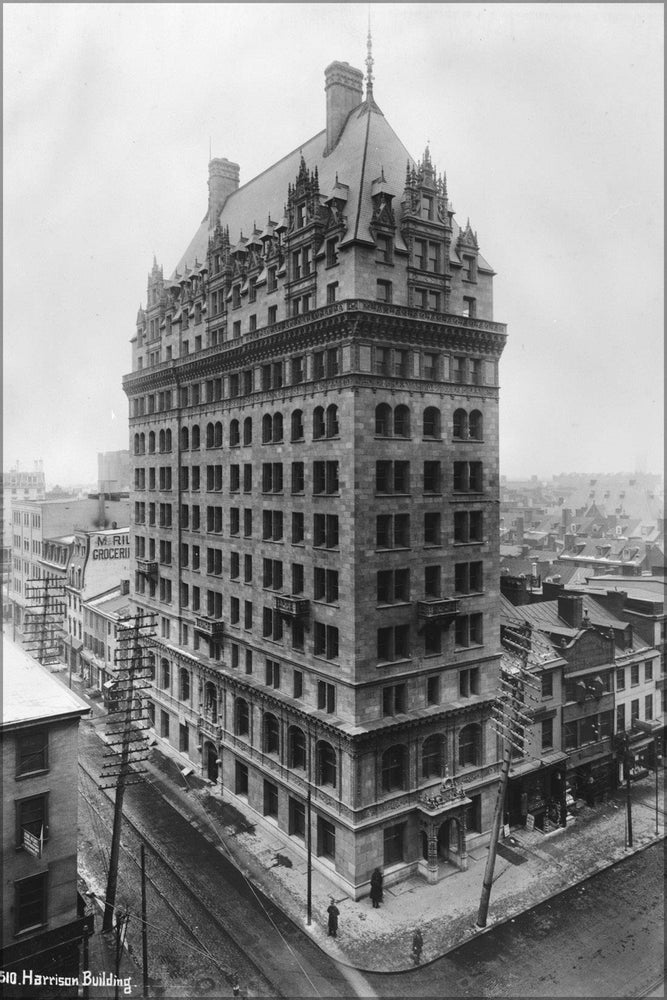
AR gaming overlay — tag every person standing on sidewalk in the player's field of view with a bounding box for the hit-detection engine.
[411,927,423,965]
[327,898,340,938]
[370,868,383,908]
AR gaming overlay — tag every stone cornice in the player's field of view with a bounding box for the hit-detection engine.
[124,299,507,395]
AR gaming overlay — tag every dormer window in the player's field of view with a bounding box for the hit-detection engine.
[268,266,278,292]
[326,238,339,267]
[376,234,392,264]
[463,255,477,282]
[248,276,257,303]
[421,195,434,220]
[296,203,306,228]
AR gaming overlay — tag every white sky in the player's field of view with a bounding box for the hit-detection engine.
[3,2,664,486]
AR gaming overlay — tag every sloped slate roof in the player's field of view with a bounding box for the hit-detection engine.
[174,99,492,276]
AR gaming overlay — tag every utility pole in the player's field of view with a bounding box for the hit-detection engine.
[477,625,539,929]
[101,611,156,932]
[23,576,66,665]
[141,843,149,997]
[625,746,633,848]
[306,736,312,926]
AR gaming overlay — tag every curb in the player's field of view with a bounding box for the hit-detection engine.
[62,668,665,978]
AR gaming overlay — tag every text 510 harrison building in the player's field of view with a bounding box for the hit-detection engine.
[123,50,507,898]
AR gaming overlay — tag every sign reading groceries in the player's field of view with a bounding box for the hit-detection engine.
[92,533,130,560]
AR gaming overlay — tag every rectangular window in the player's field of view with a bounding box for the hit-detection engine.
[377,626,410,663]
[291,462,305,494]
[376,279,392,303]
[616,667,626,691]
[317,681,336,714]
[314,567,339,604]
[383,824,405,866]
[631,664,640,686]
[541,672,554,699]
[15,873,47,933]
[645,694,653,719]
[459,667,480,697]
[160,711,169,738]
[424,512,441,546]
[313,513,339,549]
[382,683,406,716]
[179,723,189,753]
[423,461,441,494]
[317,817,336,860]
[292,512,305,544]
[454,510,483,543]
[616,703,626,732]
[427,675,440,705]
[455,614,483,648]
[265,659,281,689]
[313,461,339,495]
[289,798,306,839]
[16,730,48,777]
[645,661,654,682]
[293,670,303,699]
[454,561,484,594]
[236,761,249,796]
[313,622,339,660]
[17,794,48,848]
[630,699,640,723]
[263,780,279,818]
[377,568,410,604]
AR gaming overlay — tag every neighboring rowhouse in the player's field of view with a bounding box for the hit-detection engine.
[124,52,507,897]
[1,639,93,984]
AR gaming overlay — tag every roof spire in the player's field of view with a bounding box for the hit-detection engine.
[365,10,374,101]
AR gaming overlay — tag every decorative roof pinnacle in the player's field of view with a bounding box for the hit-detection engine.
[365,20,375,101]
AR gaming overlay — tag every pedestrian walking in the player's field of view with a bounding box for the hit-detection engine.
[411,927,423,965]
[327,897,340,938]
[232,972,240,997]
[370,868,383,908]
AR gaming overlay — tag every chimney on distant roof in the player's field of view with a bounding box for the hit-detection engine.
[558,594,584,629]
[208,158,240,227]
[324,62,364,155]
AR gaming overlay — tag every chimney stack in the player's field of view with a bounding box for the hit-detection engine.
[324,62,364,155]
[558,594,584,629]
[208,158,240,227]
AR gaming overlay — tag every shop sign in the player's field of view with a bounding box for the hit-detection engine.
[23,827,43,857]
[525,813,536,831]
[92,533,130,561]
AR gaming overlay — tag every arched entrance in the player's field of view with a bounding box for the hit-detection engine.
[205,742,219,783]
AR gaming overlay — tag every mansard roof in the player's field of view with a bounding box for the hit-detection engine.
[174,97,492,276]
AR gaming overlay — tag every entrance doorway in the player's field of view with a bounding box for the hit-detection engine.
[205,742,219,783]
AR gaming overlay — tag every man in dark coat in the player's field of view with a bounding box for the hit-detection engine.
[327,898,340,937]
[412,927,424,965]
[370,868,383,908]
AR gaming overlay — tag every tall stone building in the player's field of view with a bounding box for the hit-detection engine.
[124,51,507,896]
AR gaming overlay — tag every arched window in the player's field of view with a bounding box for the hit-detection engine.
[316,741,337,787]
[180,426,189,451]
[204,681,217,722]
[179,668,190,702]
[381,745,407,791]
[148,431,155,454]
[313,406,325,440]
[243,417,253,446]
[453,409,467,439]
[423,407,441,439]
[191,424,200,450]
[458,724,481,768]
[469,410,483,440]
[206,422,215,448]
[272,412,283,442]
[229,419,240,447]
[159,429,166,453]
[140,433,145,454]
[262,414,272,443]
[160,658,170,690]
[422,734,445,779]
[133,434,140,456]
[263,713,280,754]
[214,421,223,447]
[288,726,306,769]
[326,404,339,437]
[235,698,249,736]
[291,409,304,442]
[375,403,391,436]
[165,429,172,452]
[393,405,410,438]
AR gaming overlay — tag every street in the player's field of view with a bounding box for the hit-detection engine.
[365,840,664,997]
[78,713,664,998]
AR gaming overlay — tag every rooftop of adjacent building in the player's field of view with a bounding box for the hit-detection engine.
[2,637,90,729]
[86,584,132,618]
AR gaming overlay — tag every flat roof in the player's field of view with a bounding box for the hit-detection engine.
[2,638,90,729]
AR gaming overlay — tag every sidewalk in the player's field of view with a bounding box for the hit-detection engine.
[63,663,665,976]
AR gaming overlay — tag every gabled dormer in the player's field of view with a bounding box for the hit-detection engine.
[401,146,452,313]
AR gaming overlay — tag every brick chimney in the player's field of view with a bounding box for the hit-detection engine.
[558,594,584,629]
[208,158,240,227]
[324,62,364,155]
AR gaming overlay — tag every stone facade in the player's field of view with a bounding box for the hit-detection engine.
[123,56,508,897]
